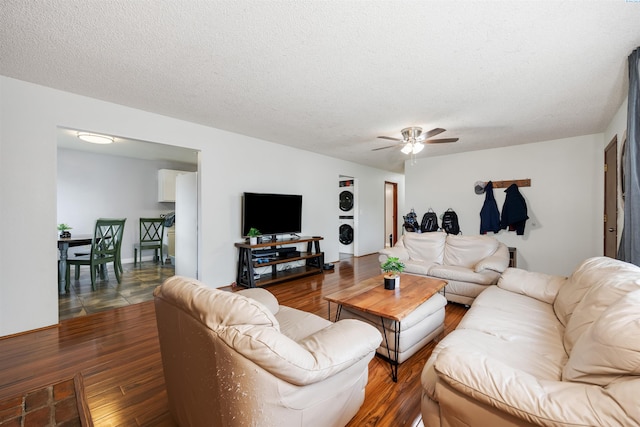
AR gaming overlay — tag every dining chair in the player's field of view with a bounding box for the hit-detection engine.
[134,218,165,266]
[73,244,124,275]
[66,218,126,291]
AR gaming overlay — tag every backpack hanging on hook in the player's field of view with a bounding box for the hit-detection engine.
[420,209,439,232]
[442,209,460,235]
[403,209,419,232]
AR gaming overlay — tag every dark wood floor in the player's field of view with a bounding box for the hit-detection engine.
[1,253,466,426]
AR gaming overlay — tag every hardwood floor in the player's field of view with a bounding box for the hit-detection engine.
[1,253,467,426]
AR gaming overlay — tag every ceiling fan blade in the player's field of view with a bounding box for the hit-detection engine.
[425,138,459,144]
[372,145,399,151]
[377,136,402,141]
[422,128,446,139]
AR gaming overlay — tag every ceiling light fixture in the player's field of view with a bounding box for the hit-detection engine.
[401,141,424,154]
[399,127,425,155]
[77,132,114,144]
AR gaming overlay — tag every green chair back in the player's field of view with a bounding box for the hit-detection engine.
[135,218,165,265]
[93,218,126,261]
[140,218,165,245]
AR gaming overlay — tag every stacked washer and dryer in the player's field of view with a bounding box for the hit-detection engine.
[338,179,355,254]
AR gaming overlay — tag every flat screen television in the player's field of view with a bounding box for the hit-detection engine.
[242,192,303,237]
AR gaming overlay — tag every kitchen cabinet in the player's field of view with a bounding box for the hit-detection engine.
[158,169,187,202]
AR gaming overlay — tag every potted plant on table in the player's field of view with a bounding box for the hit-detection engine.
[381,256,405,290]
[247,227,262,245]
[58,223,73,238]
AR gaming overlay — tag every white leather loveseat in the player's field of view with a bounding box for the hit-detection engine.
[154,276,382,427]
[379,232,510,305]
[422,257,640,427]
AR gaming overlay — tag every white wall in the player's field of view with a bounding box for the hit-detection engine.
[404,135,603,276]
[0,76,403,336]
[57,148,195,262]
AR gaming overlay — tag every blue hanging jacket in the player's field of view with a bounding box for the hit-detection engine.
[480,181,501,234]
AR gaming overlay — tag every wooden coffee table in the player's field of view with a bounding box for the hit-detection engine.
[324,274,447,381]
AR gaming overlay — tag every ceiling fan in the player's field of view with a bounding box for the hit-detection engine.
[373,127,458,154]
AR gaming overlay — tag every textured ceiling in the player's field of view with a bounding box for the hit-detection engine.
[2,1,640,173]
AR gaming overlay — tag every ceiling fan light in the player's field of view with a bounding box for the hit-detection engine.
[77,132,114,144]
[413,142,424,154]
[401,143,413,154]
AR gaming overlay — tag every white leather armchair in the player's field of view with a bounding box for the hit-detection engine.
[154,276,382,427]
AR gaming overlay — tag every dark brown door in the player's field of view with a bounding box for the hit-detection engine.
[604,136,618,258]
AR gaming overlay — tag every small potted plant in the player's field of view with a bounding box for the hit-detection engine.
[247,227,262,245]
[380,256,405,290]
[58,223,72,238]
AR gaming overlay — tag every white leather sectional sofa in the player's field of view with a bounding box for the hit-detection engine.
[379,232,510,305]
[422,256,640,427]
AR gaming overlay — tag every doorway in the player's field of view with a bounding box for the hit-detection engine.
[56,128,199,318]
[604,136,618,258]
[385,181,398,248]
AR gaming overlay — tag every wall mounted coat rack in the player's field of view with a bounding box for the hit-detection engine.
[487,179,531,189]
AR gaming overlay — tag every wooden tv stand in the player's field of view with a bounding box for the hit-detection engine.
[235,236,324,288]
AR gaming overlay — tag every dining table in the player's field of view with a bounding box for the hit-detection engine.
[57,234,93,294]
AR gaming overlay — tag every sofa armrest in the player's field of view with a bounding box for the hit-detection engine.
[378,246,409,262]
[228,318,381,387]
[474,243,510,273]
[434,348,639,426]
[497,267,567,304]
[297,319,382,379]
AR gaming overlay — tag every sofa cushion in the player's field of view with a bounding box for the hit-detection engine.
[443,234,499,269]
[553,257,610,327]
[428,265,500,285]
[563,290,640,386]
[237,289,334,342]
[498,267,566,304]
[563,258,640,354]
[459,286,567,368]
[403,260,436,276]
[276,305,333,342]
[402,232,446,264]
[424,324,564,401]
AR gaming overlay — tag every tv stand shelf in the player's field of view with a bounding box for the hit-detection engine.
[235,236,324,288]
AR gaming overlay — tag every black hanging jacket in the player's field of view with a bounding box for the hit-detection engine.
[480,181,501,234]
[500,184,529,235]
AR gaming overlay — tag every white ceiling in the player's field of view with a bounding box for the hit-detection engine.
[2,1,640,173]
